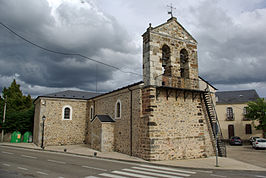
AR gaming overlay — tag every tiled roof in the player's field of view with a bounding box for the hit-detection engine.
[92,115,115,123]
[216,89,260,104]
[40,90,100,100]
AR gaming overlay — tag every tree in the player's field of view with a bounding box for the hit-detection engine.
[0,79,34,134]
[245,98,266,138]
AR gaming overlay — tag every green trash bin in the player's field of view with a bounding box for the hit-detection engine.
[23,131,32,143]
[10,131,21,143]
[11,131,17,143]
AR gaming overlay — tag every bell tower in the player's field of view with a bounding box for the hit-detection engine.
[142,17,199,90]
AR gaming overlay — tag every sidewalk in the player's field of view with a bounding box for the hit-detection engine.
[1,142,266,171]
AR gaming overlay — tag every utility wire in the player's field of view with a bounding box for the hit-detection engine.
[0,22,142,77]
[1,22,253,108]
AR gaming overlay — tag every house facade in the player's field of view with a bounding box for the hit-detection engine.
[215,90,262,141]
[34,17,221,161]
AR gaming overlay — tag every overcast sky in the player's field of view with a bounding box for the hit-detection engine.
[0,0,266,98]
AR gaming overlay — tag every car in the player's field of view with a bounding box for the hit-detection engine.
[229,136,243,145]
[252,138,266,149]
[249,136,260,145]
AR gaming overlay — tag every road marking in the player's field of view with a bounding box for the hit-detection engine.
[256,176,266,178]
[123,168,182,178]
[2,163,10,167]
[17,167,28,171]
[47,159,66,164]
[211,174,227,178]
[36,171,48,175]
[139,164,196,174]
[132,166,190,177]
[99,173,126,178]
[112,170,153,178]
[21,154,37,159]
[82,165,107,171]
[1,151,14,155]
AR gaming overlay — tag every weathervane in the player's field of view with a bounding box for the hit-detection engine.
[167,3,176,18]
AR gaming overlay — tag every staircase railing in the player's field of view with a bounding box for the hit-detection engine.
[203,86,226,157]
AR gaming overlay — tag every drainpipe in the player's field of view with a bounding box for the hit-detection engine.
[128,87,133,156]
[93,99,95,117]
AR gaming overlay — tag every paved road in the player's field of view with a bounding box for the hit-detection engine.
[0,145,266,178]
[227,144,266,168]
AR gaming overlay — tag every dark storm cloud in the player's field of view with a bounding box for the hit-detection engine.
[0,0,140,95]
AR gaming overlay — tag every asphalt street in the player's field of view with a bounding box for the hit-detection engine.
[227,145,266,169]
[0,145,266,178]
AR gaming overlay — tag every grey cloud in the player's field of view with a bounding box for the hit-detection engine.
[0,0,140,95]
[187,0,266,86]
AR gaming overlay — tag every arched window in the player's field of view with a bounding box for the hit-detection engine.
[62,105,72,120]
[180,48,189,78]
[115,100,121,119]
[90,106,94,120]
[162,45,171,75]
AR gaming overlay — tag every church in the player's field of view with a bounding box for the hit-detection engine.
[33,17,225,161]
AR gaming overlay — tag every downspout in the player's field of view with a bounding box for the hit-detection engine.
[93,99,96,117]
[128,87,133,156]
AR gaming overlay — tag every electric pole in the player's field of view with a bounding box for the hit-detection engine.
[1,96,7,142]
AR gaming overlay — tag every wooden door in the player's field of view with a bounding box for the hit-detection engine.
[228,125,234,139]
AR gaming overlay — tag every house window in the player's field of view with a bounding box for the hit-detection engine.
[180,48,189,78]
[115,100,121,119]
[245,124,252,134]
[90,106,94,120]
[162,45,171,76]
[226,107,234,120]
[243,107,250,120]
[62,105,72,120]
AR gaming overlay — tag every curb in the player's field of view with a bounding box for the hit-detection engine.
[1,144,266,172]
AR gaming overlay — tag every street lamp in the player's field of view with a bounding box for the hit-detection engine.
[41,115,46,149]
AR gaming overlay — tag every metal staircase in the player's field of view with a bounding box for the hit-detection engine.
[203,90,226,157]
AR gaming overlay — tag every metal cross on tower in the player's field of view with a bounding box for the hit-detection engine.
[167,3,176,18]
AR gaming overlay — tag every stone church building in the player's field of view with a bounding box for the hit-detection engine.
[34,17,223,161]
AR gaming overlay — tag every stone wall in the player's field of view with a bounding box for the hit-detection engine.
[87,84,142,155]
[102,123,114,152]
[33,99,41,145]
[91,119,115,152]
[142,86,215,161]
[143,18,199,89]
[33,97,88,146]
[91,118,101,151]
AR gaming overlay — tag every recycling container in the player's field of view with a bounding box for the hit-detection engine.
[23,131,32,143]
[11,131,21,143]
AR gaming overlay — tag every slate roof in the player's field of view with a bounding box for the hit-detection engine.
[216,90,260,104]
[39,90,101,100]
[91,115,115,123]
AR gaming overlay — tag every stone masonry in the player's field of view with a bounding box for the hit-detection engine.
[33,97,88,146]
[143,17,199,89]
[33,17,216,161]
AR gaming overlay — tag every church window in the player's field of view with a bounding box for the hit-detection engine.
[62,105,72,120]
[180,49,189,78]
[90,106,94,120]
[115,100,121,119]
[161,45,171,75]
